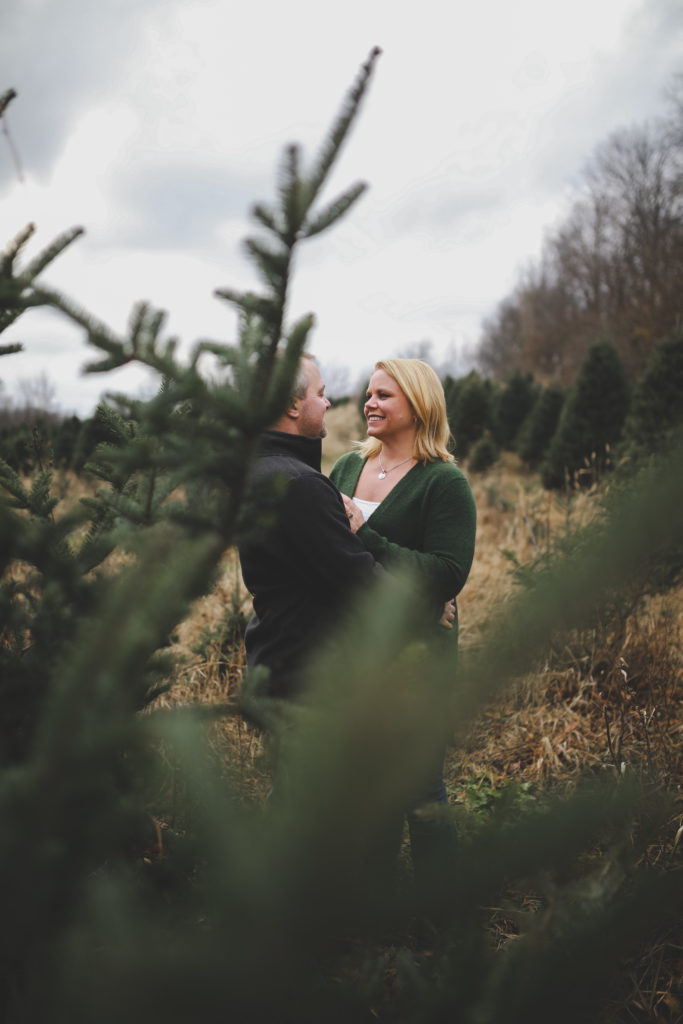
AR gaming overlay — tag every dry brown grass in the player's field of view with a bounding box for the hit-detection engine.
[45,414,681,1018]
[321,398,365,471]
[458,451,600,644]
[441,455,682,1024]
[154,402,369,794]
[445,455,682,796]
[162,409,681,805]
[150,549,269,803]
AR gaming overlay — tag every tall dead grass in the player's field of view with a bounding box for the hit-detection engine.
[157,406,681,808]
[48,409,681,1017]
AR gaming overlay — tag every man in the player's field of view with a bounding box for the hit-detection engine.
[238,354,381,700]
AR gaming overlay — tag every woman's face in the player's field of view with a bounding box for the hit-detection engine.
[364,369,416,443]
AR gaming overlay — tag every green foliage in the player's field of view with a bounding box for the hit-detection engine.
[619,327,683,465]
[0,222,84,339]
[516,380,565,469]
[444,370,495,458]
[460,772,537,822]
[607,434,683,597]
[504,433,683,670]
[542,339,630,489]
[0,53,387,1019]
[0,414,92,473]
[0,442,180,768]
[191,565,248,678]
[458,437,682,714]
[492,369,538,449]
[467,430,500,473]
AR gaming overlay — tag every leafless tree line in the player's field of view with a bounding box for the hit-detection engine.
[0,371,61,426]
[478,75,683,384]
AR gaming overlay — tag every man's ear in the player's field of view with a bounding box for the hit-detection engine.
[285,398,300,420]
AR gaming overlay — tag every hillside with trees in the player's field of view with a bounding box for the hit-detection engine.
[476,76,683,386]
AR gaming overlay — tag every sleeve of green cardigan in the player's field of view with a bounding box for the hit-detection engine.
[356,472,477,602]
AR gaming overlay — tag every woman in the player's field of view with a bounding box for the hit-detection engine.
[329,358,476,893]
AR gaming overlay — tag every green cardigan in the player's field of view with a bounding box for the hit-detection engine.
[329,452,477,638]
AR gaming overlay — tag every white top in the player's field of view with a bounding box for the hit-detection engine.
[353,497,381,521]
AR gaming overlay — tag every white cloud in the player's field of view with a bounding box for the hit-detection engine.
[1,0,681,414]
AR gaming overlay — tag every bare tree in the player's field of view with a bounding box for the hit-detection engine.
[478,295,524,379]
[397,339,434,362]
[586,122,683,375]
[318,362,351,402]
[17,371,59,417]
[474,79,683,384]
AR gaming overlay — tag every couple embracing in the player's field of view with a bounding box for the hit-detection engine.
[238,353,476,892]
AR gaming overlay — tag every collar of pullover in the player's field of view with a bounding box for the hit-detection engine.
[260,430,323,472]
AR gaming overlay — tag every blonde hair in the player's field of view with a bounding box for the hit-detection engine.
[358,358,454,463]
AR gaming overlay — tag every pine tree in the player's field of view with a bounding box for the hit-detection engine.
[619,327,683,463]
[446,370,495,458]
[517,380,565,469]
[468,429,500,472]
[542,339,630,489]
[0,222,84,343]
[0,54,388,1017]
[492,368,538,449]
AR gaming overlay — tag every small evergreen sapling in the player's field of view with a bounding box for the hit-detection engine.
[542,338,630,489]
[517,380,565,469]
[446,370,495,458]
[619,327,683,464]
[468,430,500,473]
[492,368,538,450]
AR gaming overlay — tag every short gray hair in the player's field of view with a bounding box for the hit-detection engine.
[289,353,316,405]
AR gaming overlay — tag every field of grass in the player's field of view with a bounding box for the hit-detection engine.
[146,401,682,1020]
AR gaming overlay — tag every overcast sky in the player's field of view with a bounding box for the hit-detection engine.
[1,0,682,415]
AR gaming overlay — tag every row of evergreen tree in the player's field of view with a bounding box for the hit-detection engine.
[444,327,683,488]
[3,323,681,494]
[0,411,99,474]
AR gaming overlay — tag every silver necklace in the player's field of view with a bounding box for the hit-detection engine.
[378,451,413,480]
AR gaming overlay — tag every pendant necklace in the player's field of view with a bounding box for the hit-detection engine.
[378,451,413,480]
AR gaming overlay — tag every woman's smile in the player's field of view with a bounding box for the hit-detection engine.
[364,368,415,440]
